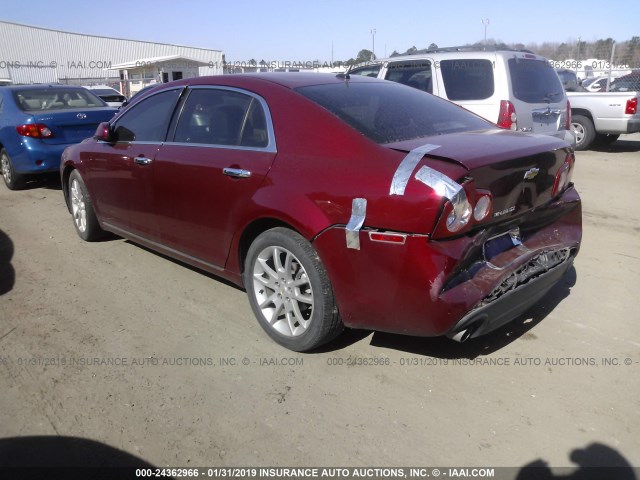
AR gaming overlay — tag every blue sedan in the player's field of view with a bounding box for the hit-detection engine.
[0,85,118,190]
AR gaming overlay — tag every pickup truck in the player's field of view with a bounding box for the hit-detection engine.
[568,91,640,150]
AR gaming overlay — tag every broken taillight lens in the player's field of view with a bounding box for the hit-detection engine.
[552,152,575,197]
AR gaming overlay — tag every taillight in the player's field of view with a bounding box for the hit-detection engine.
[432,184,494,239]
[16,123,54,138]
[565,100,571,130]
[552,152,575,197]
[497,100,517,130]
[473,192,493,222]
[625,98,638,115]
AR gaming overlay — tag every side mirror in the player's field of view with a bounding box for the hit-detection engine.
[95,122,113,142]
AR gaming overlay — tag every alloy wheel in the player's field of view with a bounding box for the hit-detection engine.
[70,178,87,233]
[571,122,584,145]
[251,245,314,337]
[1,153,10,184]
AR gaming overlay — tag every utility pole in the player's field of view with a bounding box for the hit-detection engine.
[370,28,376,61]
[481,18,490,44]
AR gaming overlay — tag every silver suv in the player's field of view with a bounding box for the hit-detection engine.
[351,48,575,145]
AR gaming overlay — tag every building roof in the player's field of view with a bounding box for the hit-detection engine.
[109,55,213,70]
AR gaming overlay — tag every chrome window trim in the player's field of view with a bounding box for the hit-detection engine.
[169,85,277,153]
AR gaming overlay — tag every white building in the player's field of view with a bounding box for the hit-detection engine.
[0,21,223,95]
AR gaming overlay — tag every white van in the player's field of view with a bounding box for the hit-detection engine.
[351,48,575,145]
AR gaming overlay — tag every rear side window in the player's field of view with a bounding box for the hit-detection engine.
[173,88,269,148]
[508,59,564,103]
[610,75,640,92]
[384,60,433,93]
[113,89,180,142]
[440,59,494,100]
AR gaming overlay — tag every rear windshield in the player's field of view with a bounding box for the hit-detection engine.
[440,59,495,100]
[296,82,493,144]
[508,59,564,103]
[13,88,105,111]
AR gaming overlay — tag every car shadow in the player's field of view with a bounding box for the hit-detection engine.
[0,229,15,296]
[20,173,62,191]
[0,435,171,479]
[516,442,636,480]
[318,266,577,358]
[123,240,244,291]
[590,137,640,153]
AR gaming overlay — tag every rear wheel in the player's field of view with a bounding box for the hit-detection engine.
[68,170,104,241]
[571,115,595,151]
[244,227,343,351]
[1,149,25,190]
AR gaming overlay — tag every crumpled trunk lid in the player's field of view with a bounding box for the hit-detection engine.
[384,129,572,222]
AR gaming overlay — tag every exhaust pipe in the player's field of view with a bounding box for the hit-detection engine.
[450,323,480,343]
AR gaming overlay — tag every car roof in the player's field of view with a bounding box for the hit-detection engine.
[4,84,88,91]
[170,72,384,90]
[84,85,119,90]
[359,49,547,65]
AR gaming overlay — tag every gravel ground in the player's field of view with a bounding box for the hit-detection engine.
[1,134,639,476]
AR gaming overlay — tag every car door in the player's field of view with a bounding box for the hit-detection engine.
[85,88,182,239]
[152,86,277,268]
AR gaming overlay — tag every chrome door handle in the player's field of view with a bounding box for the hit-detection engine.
[134,156,152,165]
[223,168,251,178]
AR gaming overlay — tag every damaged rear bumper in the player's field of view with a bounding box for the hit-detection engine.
[312,185,581,339]
[445,247,575,342]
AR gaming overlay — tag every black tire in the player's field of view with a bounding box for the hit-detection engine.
[571,115,595,151]
[595,133,620,146]
[1,149,25,190]
[244,227,343,351]
[68,170,104,241]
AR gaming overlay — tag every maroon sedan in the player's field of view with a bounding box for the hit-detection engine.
[60,73,581,351]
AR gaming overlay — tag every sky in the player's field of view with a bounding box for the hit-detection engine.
[1,0,637,62]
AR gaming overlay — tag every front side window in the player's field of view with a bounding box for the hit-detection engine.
[508,59,564,103]
[440,59,495,100]
[297,82,493,144]
[113,89,181,142]
[13,88,105,111]
[173,88,269,148]
[385,60,433,93]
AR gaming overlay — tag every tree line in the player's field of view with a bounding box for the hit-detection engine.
[341,37,640,68]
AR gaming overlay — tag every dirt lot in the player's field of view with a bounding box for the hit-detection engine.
[1,134,639,475]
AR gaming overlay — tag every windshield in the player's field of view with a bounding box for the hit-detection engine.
[296,82,494,144]
[509,59,564,103]
[13,88,106,111]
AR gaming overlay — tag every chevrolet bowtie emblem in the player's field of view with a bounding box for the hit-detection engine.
[523,167,540,181]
